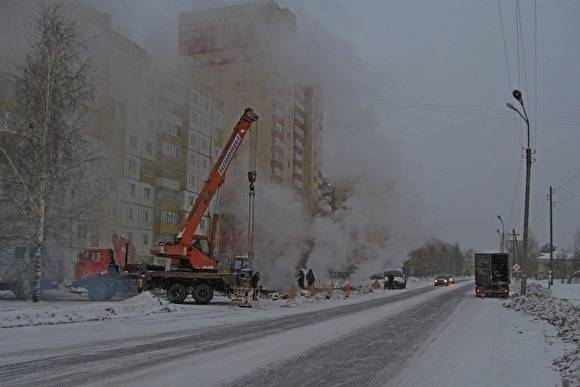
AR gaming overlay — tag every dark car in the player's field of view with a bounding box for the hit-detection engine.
[383,270,407,289]
[434,275,453,286]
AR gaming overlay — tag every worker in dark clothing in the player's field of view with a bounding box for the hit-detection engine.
[306,269,315,296]
[296,269,305,290]
[251,271,260,300]
[386,273,395,290]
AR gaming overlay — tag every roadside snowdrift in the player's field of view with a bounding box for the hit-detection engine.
[504,284,580,385]
[0,292,180,328]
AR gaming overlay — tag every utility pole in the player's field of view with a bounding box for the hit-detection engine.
[549,186,554,287]
[507,89,532,296]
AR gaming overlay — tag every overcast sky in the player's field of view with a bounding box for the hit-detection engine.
[91,0,580,252]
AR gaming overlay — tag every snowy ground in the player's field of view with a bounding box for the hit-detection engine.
[0,278,572,386]
[504,282,580,386]
[0,278,433,329]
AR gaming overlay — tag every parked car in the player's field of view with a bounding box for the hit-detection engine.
[383,269,407,289]
[434,274,453,286]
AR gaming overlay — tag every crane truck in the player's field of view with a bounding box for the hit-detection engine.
[73,108,259,303]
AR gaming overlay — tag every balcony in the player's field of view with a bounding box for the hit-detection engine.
[155,177,180,190]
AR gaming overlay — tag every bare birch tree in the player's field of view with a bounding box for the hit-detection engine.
[0,3,103,302]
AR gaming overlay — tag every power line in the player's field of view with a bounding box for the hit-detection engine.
[384,100,580,128]
[507,158,524,229]
[497,0,512,88]
[517,0,531,113]
[557,167,580,190]
[559,192,580,205]
[532,197,547,226]
[534,0,538,148]
[515,1,521,87]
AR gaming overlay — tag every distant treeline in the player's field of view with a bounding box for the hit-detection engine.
[404,238,472,277]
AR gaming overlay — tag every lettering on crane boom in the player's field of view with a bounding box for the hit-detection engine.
[218,133,242,176]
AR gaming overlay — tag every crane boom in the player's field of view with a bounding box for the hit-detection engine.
[150,108,258,270]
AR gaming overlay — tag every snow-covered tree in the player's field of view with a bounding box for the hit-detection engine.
[0,3,103,301]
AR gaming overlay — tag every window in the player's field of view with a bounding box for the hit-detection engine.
[235,96,243,105]
[147,119,154,130]
[188,195,195,206]
[163,120,182,137]
[157,188,179,202]
[127,207,134,220]
[201,138,209,152]
[190,153,196,165]
[194,43,201,52]
[129,135,137,148]
[215,39,222,49]
[145,141,153,154]
[144,186,151,199]
[191,112,198,128]
[190,132,197,147]
[201,118,210,133]
[143,210,149,222]
[142,233,149,246]
[128,159,137,173]
[234,80,243,91]
[159,142,181,159]
[215,55,223,63]
[160,210,179,225]
[77,224,87,240]
[189,174,196,187]
[203,99,210,113]
[143,166,152,177]
[127,232,133,241]
[129,183,136,196]
[215,68,223,78]
[202,158,208,169]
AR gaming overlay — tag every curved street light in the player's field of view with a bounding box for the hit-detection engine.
[507,88,532,296]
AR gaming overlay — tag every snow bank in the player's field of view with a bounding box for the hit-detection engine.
[504,284,580,385]
[0,292,180,328]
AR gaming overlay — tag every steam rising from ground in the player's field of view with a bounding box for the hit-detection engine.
[2,0,435,288]
[85,0,436,288]
[252,14,434,288]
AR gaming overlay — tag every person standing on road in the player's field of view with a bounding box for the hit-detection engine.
[306,269,315,296]
[386,273,395,290]
[251,272,260,300]
[296,269,305,290]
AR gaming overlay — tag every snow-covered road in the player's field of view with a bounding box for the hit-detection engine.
[0,280,567,386]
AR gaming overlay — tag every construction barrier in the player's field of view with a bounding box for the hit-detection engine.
[231,286,260,308]
[283,287,297,307]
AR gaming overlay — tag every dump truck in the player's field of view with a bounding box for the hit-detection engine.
[474,252,510,298]
[73,108,259,304]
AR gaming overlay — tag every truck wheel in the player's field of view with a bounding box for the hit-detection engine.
[87,278,115,301]
[166,283,187,304]
[193,283,213,304]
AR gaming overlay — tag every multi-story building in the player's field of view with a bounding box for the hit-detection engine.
[323,177,354,211]
[0,1,223,280]
[178,0,324,252]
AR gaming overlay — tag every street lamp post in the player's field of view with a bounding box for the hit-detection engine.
[507,89,531,296]
[496,229,503,252]
[497,215,505,253]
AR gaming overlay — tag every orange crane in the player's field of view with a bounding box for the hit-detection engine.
[73,108,259,303]
[150,108,258,270]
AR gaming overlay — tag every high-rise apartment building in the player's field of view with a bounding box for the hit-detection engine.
[0,2,223,280]
[178,0,324,252]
